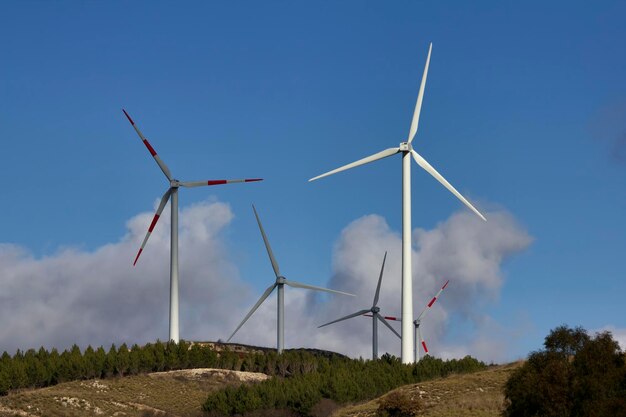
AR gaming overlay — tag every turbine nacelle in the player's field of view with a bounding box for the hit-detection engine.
[170,179,181,188]
[398,142,412,152]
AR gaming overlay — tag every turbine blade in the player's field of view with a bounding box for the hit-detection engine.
[363,314,400,321]
[122,109,173,181]
[318,309,371,328]
[376,313,401,339]
[408,43,432,143]
[133,188,172,265]
[179,178,263,187]
[419,329,429,354]
[252,205,280,278]
[227,283,277,342]
[309,147,400,182]
[416,279,450,321]
[411,150,486,221]
[372,251,387,307]
[285,280,355,297]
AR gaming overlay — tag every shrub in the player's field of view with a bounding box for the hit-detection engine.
[503,325,626,417]
[377,391,422,417]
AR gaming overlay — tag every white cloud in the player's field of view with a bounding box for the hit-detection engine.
[0,199,532,364]
[0,198,247,353]
[312,210,533,362]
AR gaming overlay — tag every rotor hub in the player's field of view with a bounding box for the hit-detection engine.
[276,276,286,284]
[399,142,412,152]
[170,179,180,188]
[372,306,380,314]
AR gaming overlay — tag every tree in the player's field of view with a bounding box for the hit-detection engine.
[116,344,130,377]
[504,325,626,417]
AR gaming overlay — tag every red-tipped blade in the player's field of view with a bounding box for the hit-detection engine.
[422,340,428,353]
[363,314,399,321]
[416,279,450,321]
[122,109,173,181]
[133,248,143,266]
[122,109,135,125]
[133,188,172,266]
[179,178,263,187]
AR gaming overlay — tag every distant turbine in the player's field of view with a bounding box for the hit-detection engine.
[319,252,400,359]
[309,43,486,363]
[123,109,262,343]
[413,279,449,362]
[228,205,354,353]
[381,279,450,361]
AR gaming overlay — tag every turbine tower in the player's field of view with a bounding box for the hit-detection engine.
[228,205,354,353]
[309,44,486,363]
[318,252,400,359]
[123,109,262,343]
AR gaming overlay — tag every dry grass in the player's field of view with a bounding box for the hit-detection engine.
[0,362,521,417]
[0,368,268,417]
[332,362,523,417]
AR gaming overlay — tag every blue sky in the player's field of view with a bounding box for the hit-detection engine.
[1,1,625,360]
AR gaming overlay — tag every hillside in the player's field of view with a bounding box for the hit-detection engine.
[332,361,522,417]
[0,368,268,417]
[0,361,520,417]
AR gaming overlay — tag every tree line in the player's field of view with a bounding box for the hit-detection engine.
[0,339,486,417]
[0,340,336,395]
[203,353,486,416]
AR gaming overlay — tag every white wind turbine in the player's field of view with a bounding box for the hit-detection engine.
[123,109,262,343]
[309,43,486,363]
[227,205,354,353]
[318,252,400,360]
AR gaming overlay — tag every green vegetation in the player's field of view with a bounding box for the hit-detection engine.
[503,325,626,417]
[334,362,522,417]
[0,340,222,395]
[203,353,486,416]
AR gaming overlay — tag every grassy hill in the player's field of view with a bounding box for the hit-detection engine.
[332,361,522,417]
[0,367,268,417]
[0,361,521,417]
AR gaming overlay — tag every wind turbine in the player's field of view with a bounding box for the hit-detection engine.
[318,252,400,360]
[123,109,262,343]
[413,279,449,362]
[373,279,450,361]
[227,205,354,353]
[309,43,486,363]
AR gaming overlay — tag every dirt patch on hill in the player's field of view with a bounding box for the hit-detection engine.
[0,368,268,417]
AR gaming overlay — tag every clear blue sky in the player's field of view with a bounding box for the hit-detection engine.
[1,1,625,359]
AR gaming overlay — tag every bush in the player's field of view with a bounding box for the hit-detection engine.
[377,391,422,417]
[503,325,626,417]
